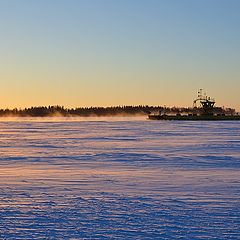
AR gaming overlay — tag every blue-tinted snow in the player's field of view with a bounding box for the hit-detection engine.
[0,118,239,239]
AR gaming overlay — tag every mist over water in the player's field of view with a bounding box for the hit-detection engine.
[0,116,147,122]
[0,119,239,239]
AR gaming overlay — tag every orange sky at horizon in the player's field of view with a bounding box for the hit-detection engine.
[0,1,239,111]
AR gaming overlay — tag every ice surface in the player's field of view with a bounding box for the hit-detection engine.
[0,118,239,239]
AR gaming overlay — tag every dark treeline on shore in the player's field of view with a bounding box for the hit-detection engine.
[0,105,236,117]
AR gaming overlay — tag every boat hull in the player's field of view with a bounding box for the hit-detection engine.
[148,115,240,121]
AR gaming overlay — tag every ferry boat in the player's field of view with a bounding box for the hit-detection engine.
[148,89,240,121]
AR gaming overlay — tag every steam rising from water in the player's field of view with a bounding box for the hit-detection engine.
[0,116,147,122]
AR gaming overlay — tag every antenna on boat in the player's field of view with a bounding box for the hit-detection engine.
[198,89,202,98]
[194,88,203,107]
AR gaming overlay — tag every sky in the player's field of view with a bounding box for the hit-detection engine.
[0,0,240,110]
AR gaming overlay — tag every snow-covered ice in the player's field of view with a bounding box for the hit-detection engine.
[0,118,239,239]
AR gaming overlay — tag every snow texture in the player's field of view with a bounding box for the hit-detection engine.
[0,118,239,239]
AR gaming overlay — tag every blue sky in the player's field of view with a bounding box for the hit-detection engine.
[0,0,239,109]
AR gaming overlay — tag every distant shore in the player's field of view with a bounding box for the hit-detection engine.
[0,105,236,117]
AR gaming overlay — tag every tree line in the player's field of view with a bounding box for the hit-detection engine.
[0,105,235,117]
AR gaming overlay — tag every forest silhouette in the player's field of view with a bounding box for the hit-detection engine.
[0,105,235,117]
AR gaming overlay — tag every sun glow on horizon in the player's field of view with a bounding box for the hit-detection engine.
[0,1,239,111]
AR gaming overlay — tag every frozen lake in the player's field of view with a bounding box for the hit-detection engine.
[0,118,239,239]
